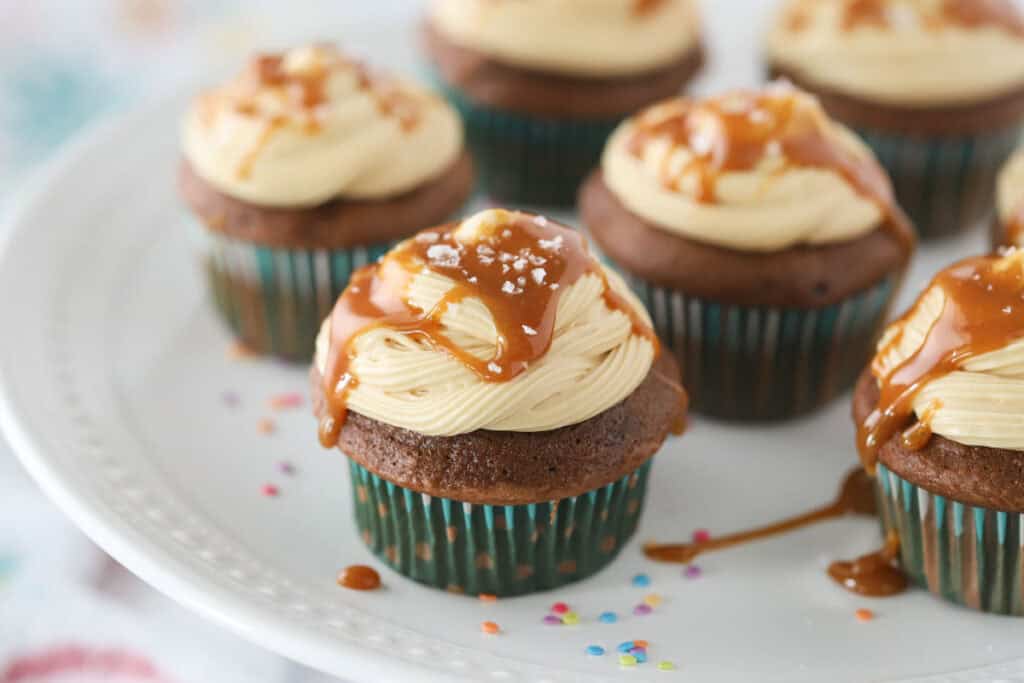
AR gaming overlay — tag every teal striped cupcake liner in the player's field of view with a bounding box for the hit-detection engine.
[618,271,898,421]
[856,125,1023,239]
[432,77,621,207]
[876,464,1024,615]
[199,226,393,361]
[350,460,652,597]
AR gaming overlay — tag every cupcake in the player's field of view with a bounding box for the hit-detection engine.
[310,208,686,596]
[853,249,1024,614]
[767,0,1024,239]
[179,44,474,361]
[996,147,1024,249]
[423,0,704,207]
[580,83,916,421]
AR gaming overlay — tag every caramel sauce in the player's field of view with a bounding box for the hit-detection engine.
[835,0,1024,35]
[633,0,667,15]
[827,531,908,597]
[237,115,285,180]
[843,0,889,30]
[644,468,876,563]
[337,564,381,591]
[626,87,914,253]
[318,213,659,449]
[857,252,1024,473]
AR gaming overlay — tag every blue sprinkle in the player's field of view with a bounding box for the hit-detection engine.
[599,611,618,624]
[586,645,606,656]
[631,573,651,588]
[634,650,648,664]
[617,641,635,653]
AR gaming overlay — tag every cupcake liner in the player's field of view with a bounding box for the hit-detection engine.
[198,225,394,361]
[350,459,652,597]
[618,271,898,420]
[433,77,621,207]
[876,463,1024,615]
[855,125,1023,239]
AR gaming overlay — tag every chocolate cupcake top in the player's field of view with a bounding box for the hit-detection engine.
[314,209,662,440]
[857,250,1024,472]
[767,0,1024,106]
[600,82,911,253]
[427,0,701,77]
[998,149,1024,247]
[181,44,463,208]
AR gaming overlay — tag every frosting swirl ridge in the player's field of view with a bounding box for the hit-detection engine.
[998,148,1024,246]
[182,44,463,208]
[315,210,661,438]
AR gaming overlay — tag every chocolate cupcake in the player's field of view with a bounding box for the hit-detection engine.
[179,44,474,361]
[580,83,915,421]
[423,0,704,207]
[853,250,1024,614]
[767,0,1024,239]
[311,209,686,596]
[996,148,1024,249]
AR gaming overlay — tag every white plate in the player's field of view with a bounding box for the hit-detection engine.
[4,8,1024,683]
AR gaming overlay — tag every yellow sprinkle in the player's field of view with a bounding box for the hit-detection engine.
[620,654,637,667]
[658,660,676,671]
[644,593,663,607]
[561,612,579,625]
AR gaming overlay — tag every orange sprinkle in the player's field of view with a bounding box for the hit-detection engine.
[481,621,500,634]
[227,341,258,360]
[478,593,498,603]
[257,418,276,434]
[634,639,649,648]
[855,609,874,622]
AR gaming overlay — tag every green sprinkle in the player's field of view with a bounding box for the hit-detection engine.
[658,660,676,671]
[620,655,638,667]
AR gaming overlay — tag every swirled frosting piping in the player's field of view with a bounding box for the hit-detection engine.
[315,209,664,441]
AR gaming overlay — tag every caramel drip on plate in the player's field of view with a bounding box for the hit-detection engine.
[827,531,908,597]
[337,564,381,591]
[318,213,657,448]
[644,468,876,564]
[837,0,1024,35]
[857,252,1024,472]
[626,87,914,253]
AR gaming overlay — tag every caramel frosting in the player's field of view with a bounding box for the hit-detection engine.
[601,83,910,252]
[182,44,463,208]
[768,0,1024,106]
[859,250,1024,472]
[427,0,701,77]
[314,209,662,440]
[998,148,1024,246]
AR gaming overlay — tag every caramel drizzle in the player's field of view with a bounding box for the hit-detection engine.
[626,88,914,252]
[827,531,908,597]
[318,213,659,448]
[644,468,876,564]
[838,0,1024,35]
[857,252,1024,473]
[633,0,668,15]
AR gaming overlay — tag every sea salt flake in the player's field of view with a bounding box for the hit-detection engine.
[529,255,547,266]
[513,258,528,271]
[478,255,494,265]
[502,264,511,274]
[550,283,560,290]
[517,276,527,287]
[502,281,516,294]
[488,362,503,374]
[531,268,546,285]
[534,216,548,226]
[522,325,538,336]
[426,244,460,267]
[416,232,440,243]
[468,276,478,284]
[502,229,512,238]
[538,235,563,252]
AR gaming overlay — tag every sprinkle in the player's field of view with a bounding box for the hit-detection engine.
[257,418,276,435]
[221,391,240,407]
[644,594,663,607]
[692,529,711,543]
[586,645,606,657]
[227,341,257,360]
[634,640,649,648]
[633,650,648,664]
[629,647,645,656]
[543,615,562,625]
[631,573,651,588]
[561,612,579,625]
[481,621,500,634]
[599,611,618,624]
[269,392,303,410]
[619,655,637,667]
[617,641,635,653]
[855,608,874,623]
[684,564,702,579]
[278,461,295,475]
[634,604,653,616]
[261,484,279,497]
[658,660,676,671]
[478,593,497,603]
[551,602,569,614]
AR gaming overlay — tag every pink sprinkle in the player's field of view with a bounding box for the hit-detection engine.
[684,564,702,579]
[543,615,562,625]
[692,529,711,543]
[551,602,569,614]
[633,604,653,616]
[278,462,296,475]
[262,484,279,497]
[222,391,240,407]
[269,393,304,410]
